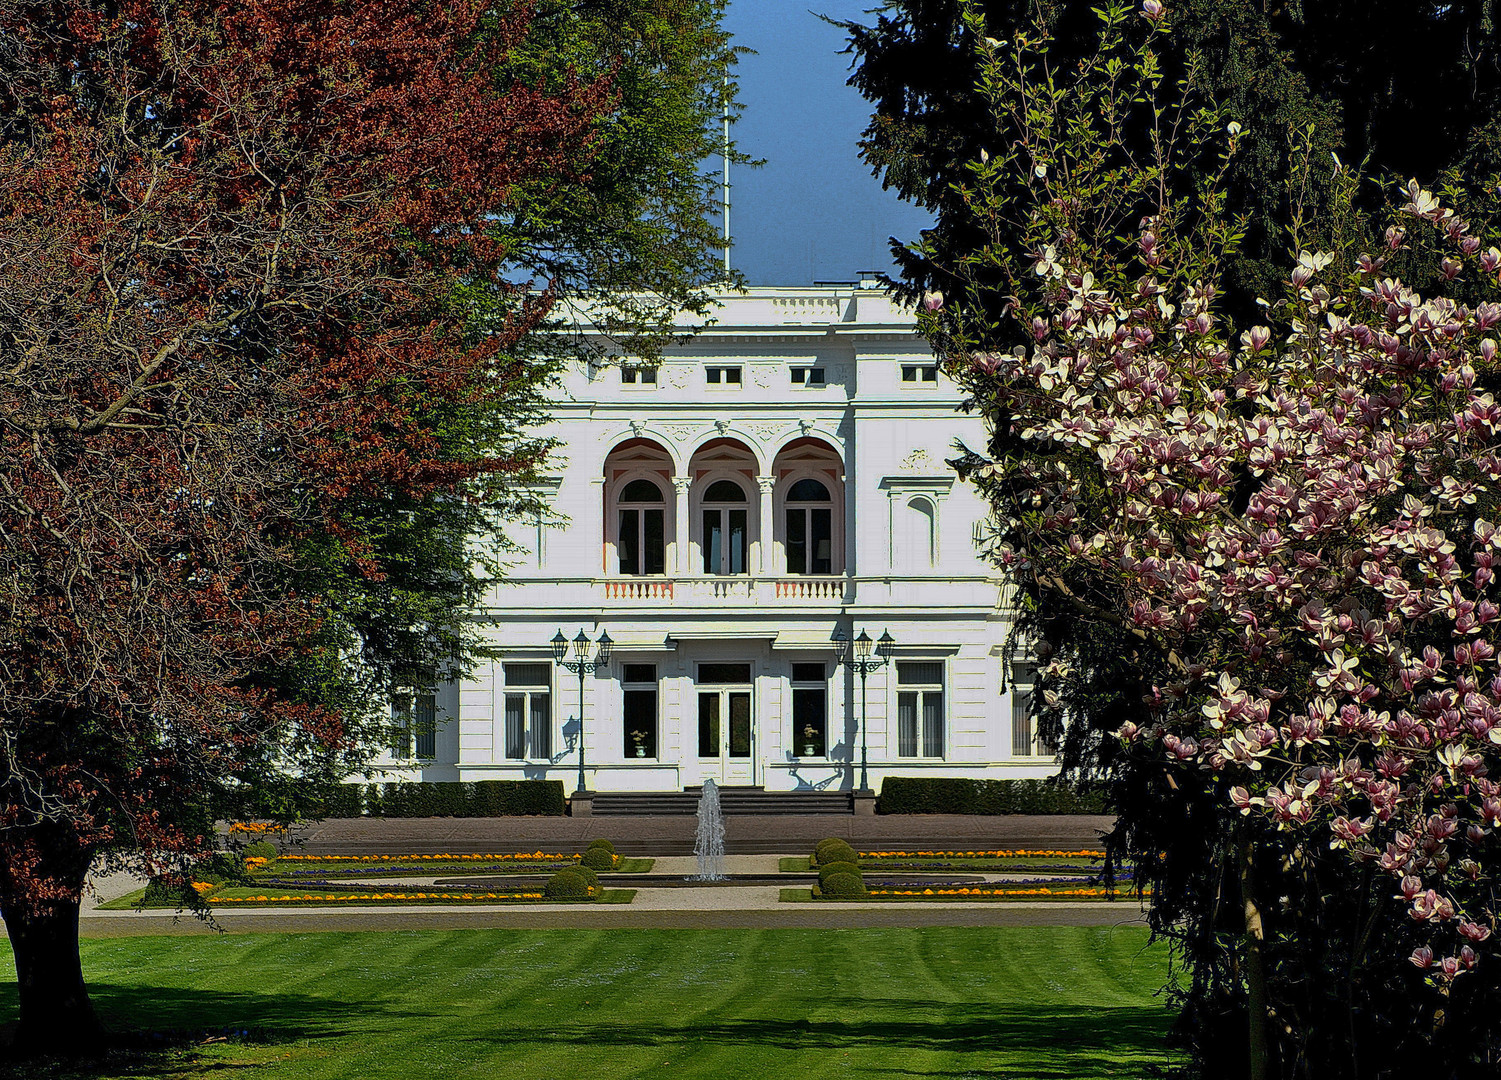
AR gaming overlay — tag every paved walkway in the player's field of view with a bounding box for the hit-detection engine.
[287,814,1114,855]
[80,846,1147,936]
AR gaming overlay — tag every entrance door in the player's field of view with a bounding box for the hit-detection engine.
[697,681,754,787]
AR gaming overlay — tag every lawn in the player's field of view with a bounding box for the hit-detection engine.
[0,928,1174,1079]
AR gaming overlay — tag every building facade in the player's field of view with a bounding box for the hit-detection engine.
[379,283,1051,793]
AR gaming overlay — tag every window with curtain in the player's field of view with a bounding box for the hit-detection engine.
[390,692,437,759]
[785,478,833,575]
[502,663,551,760]
[616,478,665,576]
[896,661,945,758]
[701,479,748,575]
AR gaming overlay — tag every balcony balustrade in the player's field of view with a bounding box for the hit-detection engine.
[598,576,852,605]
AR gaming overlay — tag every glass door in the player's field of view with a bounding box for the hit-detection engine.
[696,662,754,786]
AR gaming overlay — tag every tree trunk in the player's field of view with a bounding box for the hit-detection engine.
[0,831,103,1057]
[2,895,103,1055]
[1240,838,1270,1080]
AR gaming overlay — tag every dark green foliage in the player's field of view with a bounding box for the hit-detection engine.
[570,865,601,890]
[816,861,862,884]
[817,872,867,899]
[837,0,1501,328]
[543,870,593,900]
[876,778,1107,815]
[586,838,616,853]
[315,784,366,819]
[355,781,565,818]
[242,841,277,861]
[812,838,858,867]
[469,780,567,817]
[580,847,617,871]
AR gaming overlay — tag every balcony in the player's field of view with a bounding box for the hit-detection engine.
[601,576,851,605]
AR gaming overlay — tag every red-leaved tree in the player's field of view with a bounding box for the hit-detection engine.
[0,0,605,1053]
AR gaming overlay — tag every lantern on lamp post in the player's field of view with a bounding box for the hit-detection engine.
[553,628,612,794]
[834,627,895,793]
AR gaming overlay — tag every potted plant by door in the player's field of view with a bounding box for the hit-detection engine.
[630,730,649,758]
[801,725,819,757]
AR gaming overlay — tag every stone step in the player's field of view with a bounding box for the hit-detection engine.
[591,789,853,816]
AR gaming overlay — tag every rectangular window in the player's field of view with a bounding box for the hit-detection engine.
[901,364,939,383]
[706,366,742,385]
[502,663,551,760]
[621,366,658,385]
[618,508,639,575]
[699,663,752,684]
[623,664,657,759]
[790,366,825,385]
[896,661,944,758]
[792,663,827,757]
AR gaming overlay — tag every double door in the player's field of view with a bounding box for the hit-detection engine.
[698,688,754,786]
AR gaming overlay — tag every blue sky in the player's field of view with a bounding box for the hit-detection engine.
[721,0,934,285]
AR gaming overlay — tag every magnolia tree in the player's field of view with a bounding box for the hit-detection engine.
[923,2,1501,1076]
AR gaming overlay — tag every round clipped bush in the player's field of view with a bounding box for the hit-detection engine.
[813,837,857,867]
[817,861,861,884]
[580,847,617,871]
[571,865,601,890]
[242,840,277,861]
[544,870,593,900]
[586,838,616,854]
[818,871,867,899]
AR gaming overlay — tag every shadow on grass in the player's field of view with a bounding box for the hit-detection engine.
[0,983,397,1080]
[456,1000,1170,1078]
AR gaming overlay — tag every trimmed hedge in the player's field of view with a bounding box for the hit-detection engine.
[580,847,617,871]
[587,838,616,854]
[544,870,593,900]
[817,861,861,884]
[817,871,867,898]
[812,838,858,867]
[314,780,567,818]
[875,778,1107,816]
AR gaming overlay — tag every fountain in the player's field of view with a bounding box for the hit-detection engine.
[690,778,727,880]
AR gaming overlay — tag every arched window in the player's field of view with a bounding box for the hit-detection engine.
[617,478,665,575]
[785,478,833,575]
[701,479,747,575]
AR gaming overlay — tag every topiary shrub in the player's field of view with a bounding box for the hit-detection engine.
[571,865,601,890]
[242,840,277,861]
[544,869,593,900]
[580,847,617,871]
[817,861,861,884]
[586,838,616,853]
[813,837,858,867]
[818,871,867,899]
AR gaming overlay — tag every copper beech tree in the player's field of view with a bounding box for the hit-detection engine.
[0,0,607,1053]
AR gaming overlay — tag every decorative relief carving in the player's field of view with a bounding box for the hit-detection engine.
[901,448,934,470]
[751,365,777,389]
[661,423,698,444]
[714,419,731,435]
[662,365,690,389]
[629,419,646,437]
[747,423,785,444]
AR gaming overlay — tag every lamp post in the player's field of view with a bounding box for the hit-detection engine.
[552,628,612,794]
[834,627,895,793]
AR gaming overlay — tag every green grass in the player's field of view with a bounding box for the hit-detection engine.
[0,928,1172,1079]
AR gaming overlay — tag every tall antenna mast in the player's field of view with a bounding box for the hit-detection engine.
[721,77,731,278]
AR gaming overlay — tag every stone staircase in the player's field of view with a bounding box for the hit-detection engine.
[591,788,854,816]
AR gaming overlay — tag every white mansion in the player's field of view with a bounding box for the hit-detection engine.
[379,282,1052,801]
